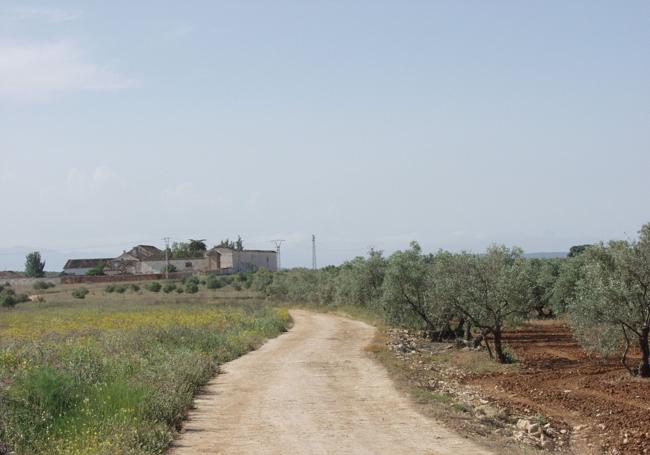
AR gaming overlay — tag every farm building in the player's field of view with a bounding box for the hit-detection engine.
[62,243,275,276]
[63,258,115,276]
[213,247,277,273]
[64,245,222,276]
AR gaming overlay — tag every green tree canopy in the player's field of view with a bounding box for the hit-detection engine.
[569,223,650,377]
[171,241,204,259]
[24,251,45,278]
[218,236,244,251]
[439,246,529,363]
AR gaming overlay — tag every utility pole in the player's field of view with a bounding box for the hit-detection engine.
[162,237,170,279]
[271,239,285,271]
[312,234,317,270]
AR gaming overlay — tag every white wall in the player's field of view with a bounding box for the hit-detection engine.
[137,258,214,274]
[63,267,92,276]
[218,250,277,273]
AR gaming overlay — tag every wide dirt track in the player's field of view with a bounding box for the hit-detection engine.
[468,320,650,454]
[170,310,490,455]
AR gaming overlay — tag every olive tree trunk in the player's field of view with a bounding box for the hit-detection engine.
[639,326,650,377]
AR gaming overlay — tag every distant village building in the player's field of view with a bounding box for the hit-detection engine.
[213,247,277,273]
[62,258,115,276]
[63,243,276,276]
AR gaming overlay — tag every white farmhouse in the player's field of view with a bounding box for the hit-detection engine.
[117,245,221,274]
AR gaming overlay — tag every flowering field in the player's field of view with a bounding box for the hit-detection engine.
[0,297,290,454]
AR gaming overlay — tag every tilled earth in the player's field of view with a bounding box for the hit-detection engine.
[467,321,650,454]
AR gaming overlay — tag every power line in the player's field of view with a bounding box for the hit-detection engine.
[270,239,285,271]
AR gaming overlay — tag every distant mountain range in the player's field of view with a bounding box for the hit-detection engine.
[523,252,568,259]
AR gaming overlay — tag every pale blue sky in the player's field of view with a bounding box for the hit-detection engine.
[1,1,649,270]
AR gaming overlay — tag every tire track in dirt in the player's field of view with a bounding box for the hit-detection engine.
[169,310,491,455]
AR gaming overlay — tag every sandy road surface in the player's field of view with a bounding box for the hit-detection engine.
[170,310,491,455]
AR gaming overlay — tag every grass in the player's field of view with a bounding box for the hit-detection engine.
[0,287,290,454]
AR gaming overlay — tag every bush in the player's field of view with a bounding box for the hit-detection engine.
[146,282,162,293]
[32,281,55,290]
[129,284,141,292]
[104,284,116,293]
[206,275,223,289]
[115,285,127,294]
[232,283,242,291]
[183,276,200,286]
[185,283,199,294]
[71,288,89,299]
[163,282,177,294]
[175,287,184,294]
[1,294,17,307]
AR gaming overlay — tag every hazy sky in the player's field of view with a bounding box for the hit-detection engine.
[1,1,649,270]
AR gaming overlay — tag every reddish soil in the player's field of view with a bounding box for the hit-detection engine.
[467,321,650,454]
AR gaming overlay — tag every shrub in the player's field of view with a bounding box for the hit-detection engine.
[104,284,116,293]
[1,294,17,307]
[129,284,141,292]
[32,281,54,290]
[206,275,223,289]
[183,276,200,286]
[115,285,127,294]
[175,287,184,294]
[232,283,242,291]
[146,282,162,293]
[71,288,89,299]
[163,282,177,294]
[185,283,199,294]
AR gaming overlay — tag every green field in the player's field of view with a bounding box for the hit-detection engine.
[0,284,290,454]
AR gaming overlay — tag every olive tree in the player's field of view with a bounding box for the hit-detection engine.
[440,246,529,363]
[525,258,561,318]
[550,253,588,314]
[569,223,650,377]
[381,242,456,339]
[335,249,386,307]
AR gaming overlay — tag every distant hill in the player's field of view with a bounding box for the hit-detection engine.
[524,252,567,259]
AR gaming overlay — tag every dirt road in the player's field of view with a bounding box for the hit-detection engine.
[170,310,490,455]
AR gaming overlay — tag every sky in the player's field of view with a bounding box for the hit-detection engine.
[1,1,649,271]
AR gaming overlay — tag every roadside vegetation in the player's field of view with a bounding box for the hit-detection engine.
[0,292,290,454]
